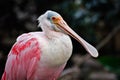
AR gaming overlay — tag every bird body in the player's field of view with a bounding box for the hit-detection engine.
[1,10,98,80]
[2,31,72,80]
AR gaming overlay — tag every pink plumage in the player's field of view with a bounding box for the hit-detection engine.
[2,33,40,80]
[1,10,98,80]
[2,33,65,80]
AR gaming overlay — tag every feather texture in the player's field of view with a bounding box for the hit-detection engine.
[2,31,72,80]
[2,33,40,80]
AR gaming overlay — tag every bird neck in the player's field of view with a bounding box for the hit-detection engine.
[43,28,65,39]
[40,23,67,39]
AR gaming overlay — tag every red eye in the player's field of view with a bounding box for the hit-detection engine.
[52,17,56,20]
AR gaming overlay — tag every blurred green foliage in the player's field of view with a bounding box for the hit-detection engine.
[98,56,120,75]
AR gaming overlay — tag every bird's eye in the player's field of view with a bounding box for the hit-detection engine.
[51,17,56,20]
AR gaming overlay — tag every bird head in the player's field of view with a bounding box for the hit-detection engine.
[37,10,65,32]
[37,10,98,57]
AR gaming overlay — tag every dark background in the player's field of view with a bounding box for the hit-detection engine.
[0,0,120,80]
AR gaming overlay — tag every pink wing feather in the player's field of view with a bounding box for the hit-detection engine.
[1,33,41,80]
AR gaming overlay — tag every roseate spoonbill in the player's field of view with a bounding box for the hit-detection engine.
[1,10,98,80]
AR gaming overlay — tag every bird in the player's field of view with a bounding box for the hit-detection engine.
[1,10,98,80]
